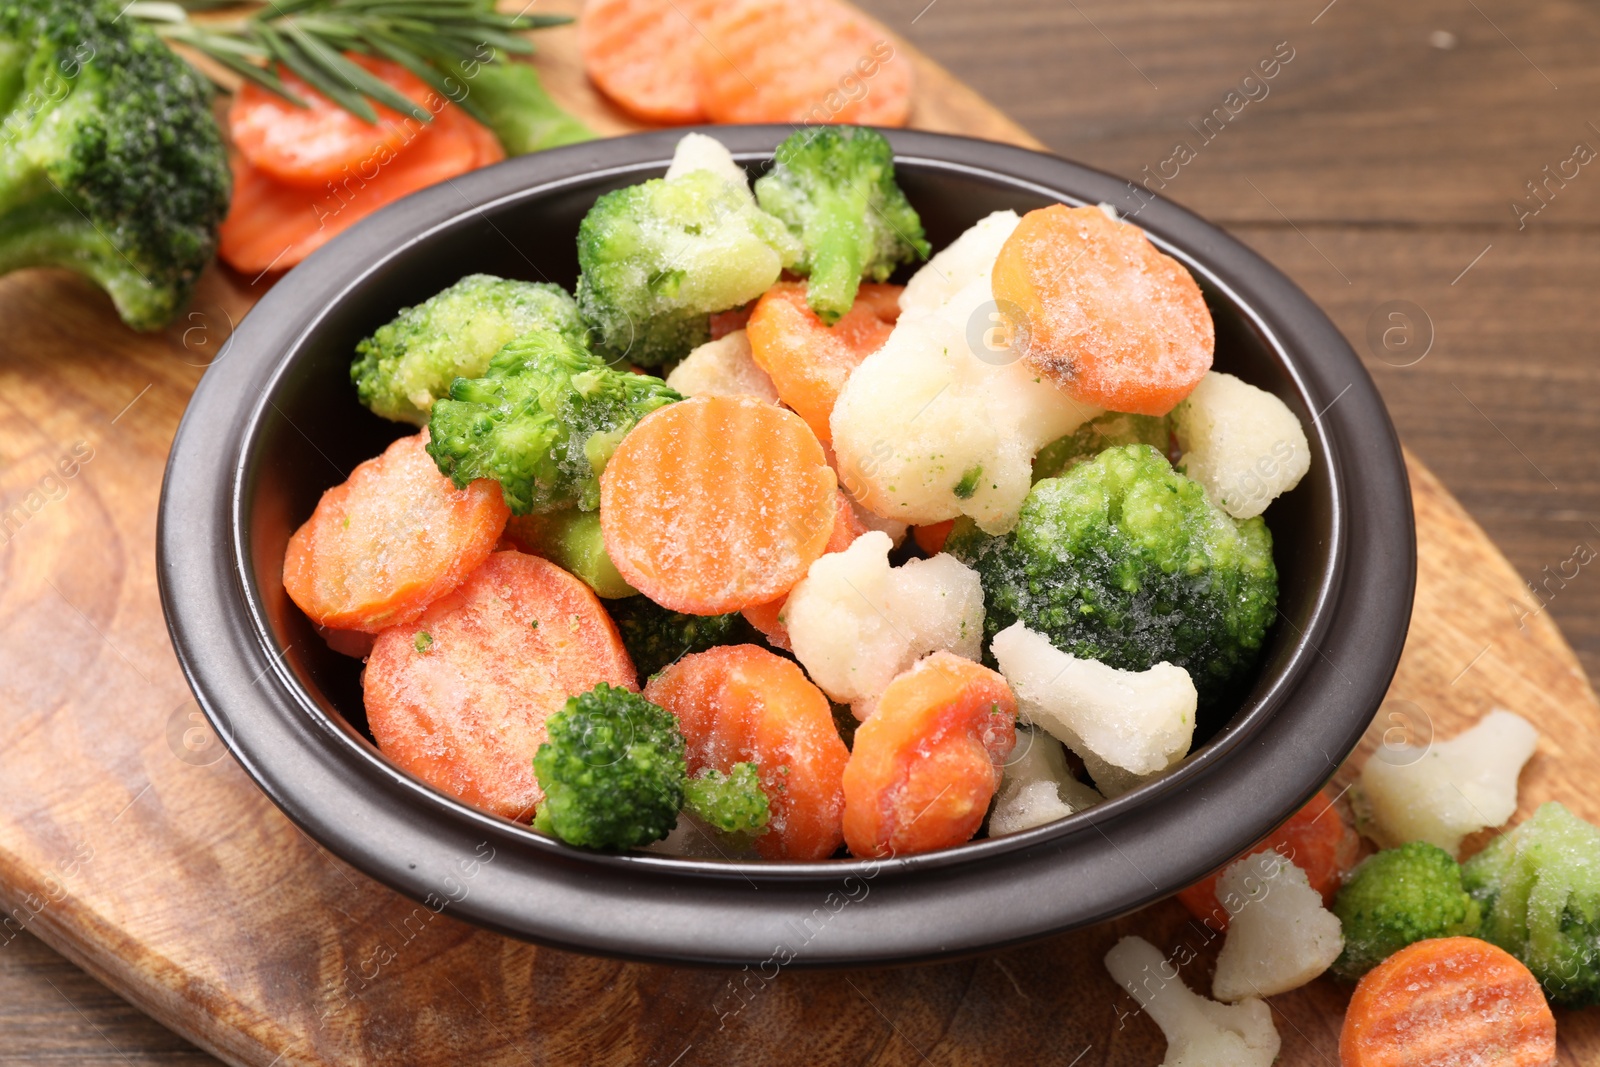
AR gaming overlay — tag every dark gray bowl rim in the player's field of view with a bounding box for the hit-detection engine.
[158,125,1414,967]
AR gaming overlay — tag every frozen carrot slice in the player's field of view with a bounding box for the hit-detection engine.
[842,652,1016,857]
[282,432,509,633]
[364,551,637,821]
[746,281,900,445]
[600,394,838,614]
[579,0,726,125]
[645,644,848,859]
[990,205,1214,416]
[912,520,953,555]
[741,489,866,649]
[695,0,913,126]
[1341,937,1556,1067]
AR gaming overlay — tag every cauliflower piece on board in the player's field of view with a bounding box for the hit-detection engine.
[784,531,984,717]
[991,621,1196,797]
[664,132,752,196]
[1104,936,1281,1067]
[1173,371,1310,520]
[1212,850,1344,1002]
[988,726,1102,836]
[832,276,1101,534]
[665,330,780,403]
[1355,708,1538,856]
[898,209,1021,315]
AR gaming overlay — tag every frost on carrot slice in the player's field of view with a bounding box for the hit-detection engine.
[1340,937,1556,1067]
[364,551,636,822]
[695,0,913,126]
[282,431,509,633]
[841,652,1016,858]
[747,281,899,445]
[741,489,867,650]
[579,0,725,125]
[645,644,849,860]
[990,204,1214,416]
[600,394,838,615]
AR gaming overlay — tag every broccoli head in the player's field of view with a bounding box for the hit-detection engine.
[352,274,589,425]
[605,595,758,680]
[684,763,770,839]
[576,168,797,366]
[531,683,686,850]
[1031,412,1172,483]
[0,0,229,330]
[754,126,930,323]
[947,444,1277,707]
[1331,841,1482,981]
[426,331,680,514]
[1464,801,1600,1007]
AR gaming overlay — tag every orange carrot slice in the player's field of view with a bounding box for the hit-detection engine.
[991,205,1214,416]
[218,101,501,275]
[695,0,914,126]
[741,489,868,648]
[1177,787,1360,930]
[365,551,637,821]
[746,281,900,445]
[579,0,728,125]
[841,652,1016,857]
[646,644,849,859]
[282,432,509,633]
[912,520,954,556]
[1340,937,1556,1067]
[710,305,754,340]
[600,395,838,614]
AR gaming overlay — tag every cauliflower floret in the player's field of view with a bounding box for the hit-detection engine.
[832,276,1100,534]
[988,726,1102,836]
[898,209,1021,315]
[1173,371,1310,520]
[991,621,1196,797]
[784,531,983,717]
[663,132,752,196]
[1104,936,1281,1067]
[664,330,779,403]
[1212,850,1344,1002]
[1355,708,1537,856]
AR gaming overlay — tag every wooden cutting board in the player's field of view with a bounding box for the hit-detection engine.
[2,4,1598,1063]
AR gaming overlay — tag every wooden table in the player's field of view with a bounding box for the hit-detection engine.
[5,0,1600,1061]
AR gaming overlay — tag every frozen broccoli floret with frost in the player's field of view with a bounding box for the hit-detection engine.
[1032,411,1171,482]
[532,684,685,850]
[952,444,1277,708]
[575,168,797,366]
[898,209,1020,316]
[988,726,1102,836]
[426,331,680,514]
[684,763,770,839]
[664,329,779,402]
[352,274,588,425]
[1173,371,1311,520]
[1104,936,1281,1067]
[1331,841,1481,981]
[1213,850,1343,1001]
[1354,708,1537,856]
[1464,801,1600,1007]
[754,126,930,323]
[605,596,757,680]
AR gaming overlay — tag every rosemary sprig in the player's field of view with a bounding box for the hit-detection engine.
[130,0,571,123]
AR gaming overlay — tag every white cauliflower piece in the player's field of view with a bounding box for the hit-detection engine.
[1212,850,1343,1002]
[831,277,1100,534]
[1104,936,1281,1067]
[988,726,1102,836]
[664,330,779,403]
[991,621,1196,797]
[664,132,751,197]
[898,209,1020,315]
[1355,708,1537,856]
[1173,371,1310,520]
[784,531,983,717]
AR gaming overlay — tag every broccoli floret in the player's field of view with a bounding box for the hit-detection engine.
[426,331,679,514]
[576,168,797,366]
[684,763,770,839]
[753,126,930,323]
[1032,412,1172,482]
[1464,801,1600,1007]
[352,274,589,425]
[605,596,758,680]
[0,0,229,330]
[947,444,1277,707]
[1331,842,1482,981]
[531,684,686,849]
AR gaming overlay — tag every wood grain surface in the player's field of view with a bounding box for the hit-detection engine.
[3,0,1600,1063]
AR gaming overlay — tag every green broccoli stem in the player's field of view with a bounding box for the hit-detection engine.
[0,190,168,329]
[803,191,869,324]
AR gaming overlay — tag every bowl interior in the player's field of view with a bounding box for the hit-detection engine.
[239,154,1333,865]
